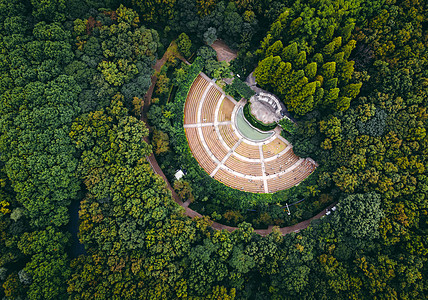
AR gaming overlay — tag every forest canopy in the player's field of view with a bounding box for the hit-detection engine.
[0,0,427,299]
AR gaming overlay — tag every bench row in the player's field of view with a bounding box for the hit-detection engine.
[184,75,210,125]
[185,127,217,174]
[214,168,265,193]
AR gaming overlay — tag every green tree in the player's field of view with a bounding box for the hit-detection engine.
[152,129,170,154]
[334,193,384,240]
[320,115,342,142]
[305,62,317,79]
[295,51,307,68]
[266,40,283,57]
[322,61,336,78]
[282,42,298,62]
[204,27,217,46]
[17,227,71,300]
[30,0,66,22]
[174,179,194,203]
[131,0,176,23]
[342,83,362,98]
[341,23,355,41]
[177,32,192,58]
[279,118,297,134]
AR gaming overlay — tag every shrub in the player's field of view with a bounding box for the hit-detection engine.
[279,118,297,134]
[177,32,192,58]
[224,78,255,100]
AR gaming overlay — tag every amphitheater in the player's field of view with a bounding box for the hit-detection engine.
[184,73,317,193]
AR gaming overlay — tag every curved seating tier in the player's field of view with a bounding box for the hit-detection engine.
[267,174,296,191]
[202,126,228,161]
[225,156,262,176]
[214,169,264,193]
[201,86,222,123]
[185,127,217,174]
[218,124,240,148]
[267,160,315,192]
[264,149,300,175]
[185,76,210,125]
[235,142,260,159]
[218,98,234,122]
[262,138,287,158]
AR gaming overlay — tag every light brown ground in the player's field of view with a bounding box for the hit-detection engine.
[211,39,238,63]
[220,98,235,120]
[263,139,287,155]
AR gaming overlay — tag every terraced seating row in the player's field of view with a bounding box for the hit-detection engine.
[225,155,262,176]
[218,124,240,148]
[267,160,313,192]
[185,127,217,174]
[258,92,282,114]
[184,76,210,124]
[201,86,222,123]
[218,98,233,122]
[202,126,228,161]
[262,138,287,158]
[264,149,299,174]
[267,174,296,191]
[214,169,265,193]
[235,142,260,159]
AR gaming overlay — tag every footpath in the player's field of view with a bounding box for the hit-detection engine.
[141,44,334,236]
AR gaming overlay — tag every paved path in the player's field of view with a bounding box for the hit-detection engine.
[254,202,337,235]
[141,45,331,236]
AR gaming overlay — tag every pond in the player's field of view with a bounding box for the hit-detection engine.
[67,200,86,258]
[235,107,274,141]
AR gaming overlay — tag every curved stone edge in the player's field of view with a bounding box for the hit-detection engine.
[234,99,276,138]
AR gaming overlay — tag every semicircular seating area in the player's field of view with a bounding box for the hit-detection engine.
[183,73,317,193]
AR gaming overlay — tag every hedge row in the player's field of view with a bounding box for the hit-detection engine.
[224,77,255,100]
[279,117,297,134]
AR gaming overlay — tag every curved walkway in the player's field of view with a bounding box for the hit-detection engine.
[146,150,335,235]
[141,45,331,236]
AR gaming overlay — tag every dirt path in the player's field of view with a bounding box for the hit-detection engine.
[141,45,334,236]
[142,41,189,124]
[211,39,238,63]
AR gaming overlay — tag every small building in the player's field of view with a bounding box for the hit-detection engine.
[175,170,185,180]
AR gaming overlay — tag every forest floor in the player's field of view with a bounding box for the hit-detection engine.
[211,39,238,63]
[141,43,334,236]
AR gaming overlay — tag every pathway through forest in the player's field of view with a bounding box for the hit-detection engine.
[141,43,335,236]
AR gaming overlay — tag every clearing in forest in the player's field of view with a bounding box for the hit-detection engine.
[183,73,317,193]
